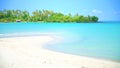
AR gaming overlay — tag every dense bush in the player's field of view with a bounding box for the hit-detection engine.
[0,10,99,23]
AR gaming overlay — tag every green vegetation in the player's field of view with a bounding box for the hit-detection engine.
[0,10,99,23]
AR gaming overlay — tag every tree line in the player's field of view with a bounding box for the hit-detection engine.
[0,10,99,23]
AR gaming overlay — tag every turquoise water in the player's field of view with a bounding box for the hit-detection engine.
[0,22,120,61]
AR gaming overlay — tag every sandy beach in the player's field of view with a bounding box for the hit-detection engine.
[0,36,120,68]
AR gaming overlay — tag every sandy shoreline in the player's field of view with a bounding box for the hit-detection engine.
[0,36,120,68]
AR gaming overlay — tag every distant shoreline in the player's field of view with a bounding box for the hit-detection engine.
[1,21,120,23]
[0,21,100,23]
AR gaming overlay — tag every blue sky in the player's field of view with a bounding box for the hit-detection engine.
[0,0,120,21]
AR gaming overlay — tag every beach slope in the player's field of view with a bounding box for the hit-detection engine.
[0,36,120,68]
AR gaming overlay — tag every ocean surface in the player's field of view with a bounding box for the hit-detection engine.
[0,22,120,61]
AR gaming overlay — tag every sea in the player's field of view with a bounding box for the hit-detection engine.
[0,22,120,61]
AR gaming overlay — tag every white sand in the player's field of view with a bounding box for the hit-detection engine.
[0,36,120,68]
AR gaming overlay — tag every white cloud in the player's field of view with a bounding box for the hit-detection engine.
[113,11,120,15]
[92,9,102,14]
[83,9,88,12]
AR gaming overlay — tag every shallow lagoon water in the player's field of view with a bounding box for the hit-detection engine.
[0,22,120,61]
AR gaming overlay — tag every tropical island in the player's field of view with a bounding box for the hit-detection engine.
[0,10,99,23]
